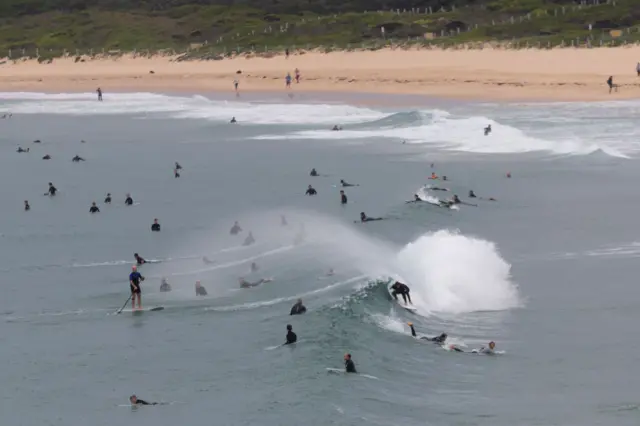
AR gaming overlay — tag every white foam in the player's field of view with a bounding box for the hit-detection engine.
[0,92,385,125]
[395,230,521,314]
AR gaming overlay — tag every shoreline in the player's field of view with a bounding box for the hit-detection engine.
[2,47,640,102]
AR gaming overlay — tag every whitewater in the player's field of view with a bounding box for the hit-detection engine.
[1,90,639,426]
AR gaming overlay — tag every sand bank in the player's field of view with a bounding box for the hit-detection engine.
[1,47,640,101]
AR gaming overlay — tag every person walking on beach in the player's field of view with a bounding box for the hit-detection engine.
[636,62,640,77]
[234,79,239,92]
[285,73,292,88]
[285,48,290,59]
[295,68,301,84]
[607,76,617,93]
[96,87,102,101]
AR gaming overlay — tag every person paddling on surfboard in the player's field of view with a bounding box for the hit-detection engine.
[129,395,157,406]
[129,265,145,311]
[359,212,384,223]
[390,281,412,305]
[344,353,357,373]
[407,322,447,343]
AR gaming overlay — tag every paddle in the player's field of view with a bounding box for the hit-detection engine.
[116,294,133,315]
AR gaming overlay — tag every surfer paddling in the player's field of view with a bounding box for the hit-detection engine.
[129,395,156,406]
[408,322,447,344]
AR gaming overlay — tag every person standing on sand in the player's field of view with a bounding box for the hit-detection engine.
[96,87,102,101]
[607,76,616,93]
[636,62,640,77]
[285,73,292,88]
[285,48,290,59]
[295,68,301,84]
[234,79,239,92]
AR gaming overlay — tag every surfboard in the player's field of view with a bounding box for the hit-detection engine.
[119,306,164,314]
[326,368,378,380]
[387,285,418,313]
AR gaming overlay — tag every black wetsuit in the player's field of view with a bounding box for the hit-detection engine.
[104,195,112,204]
[306,187,317,196]
[469,192,477,198]
[360,214,383,222]
[230,225,242,235]
[135,256,146,265]
[390,282,412,304]
[89,205,100,213]
[341,181,356,187]
[129,272,144,294]
[240,279,263,288]
[134,399,156,406]
[310,170,318,177]
[285,330,297,345]
[345,359,357,373]
[48,185,57,196]
[25,203,30,211]
[409,325,446,343]
[151,223,161,232]
[196,286,208,296]
[125,197,133,206]
[341,193,348,204]
[290,302,307,315]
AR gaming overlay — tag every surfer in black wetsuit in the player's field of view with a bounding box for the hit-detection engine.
[151,219,161,232]
[104,193,112,204]
[360,212,383,223]
[340,179,357,187]
[469,190,477,198]
[72,155,85,162]
[175,162,182,170]
[230,221,242,235]
[230,117,237,123]
[47,182,57,196]
[452,195,461,204]
[344,353,356,373]
[42,154,51,160]
[340,190,347,205]
[484,124,492,136]
[24,200,30,211]
[125,193,133,206]
[305,185,317,196]
[134,253,146,265]
[285,324,297,345]
[407,322,447,344]
[243,232,255,246]
[290,298,306,315]
[406,194,422,203]
[239,277,268,288]
[195,280,208,296]
[89,202,100,213]
[129,395,156,406]
[390,281,412,304]
[310,168,318,177]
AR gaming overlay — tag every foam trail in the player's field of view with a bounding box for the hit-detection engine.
[394,230,520,314]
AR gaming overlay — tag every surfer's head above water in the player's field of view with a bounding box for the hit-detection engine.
[488,341,496,350]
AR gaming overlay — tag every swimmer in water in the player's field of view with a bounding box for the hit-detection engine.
[129,395,156,406]
[428,172,438,180]
[290,298,306,315]
[104,193,112,204]
[429,187,448,192]
[305,185,317,196]
[230,221,242,235]
[310,168,318,177]
[469,190,477,198]
[159,277,172,292]
[134,253,146,265]
[238,277,268,288]
[243,232,255,246]
[151,219,161,232]
[285,324,297,345]
[230,117,237,123]
[359,212,384,223]
[125,193,133,206]
[24,200,30,211]
[195,280,208,296]
[46,182,57,196]
[89,202,100,213]
[42,155,51,160]
[344,353,356,373]
[72,155,85,162]
[407,322,447,343]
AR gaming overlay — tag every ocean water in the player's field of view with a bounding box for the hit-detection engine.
[1,92,640,426]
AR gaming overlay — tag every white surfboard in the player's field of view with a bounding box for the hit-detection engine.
[326,368,378,380]
[119,306,164,314]
[387,284,417,313]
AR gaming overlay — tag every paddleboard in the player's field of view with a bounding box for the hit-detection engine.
[387,284,418,313]
[119,306,164,314]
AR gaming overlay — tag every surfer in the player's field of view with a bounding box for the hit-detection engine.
[452,195,461,204]
[359,212,384,223]
[159,277,172,292]
[472,341,497,355]
[129,265,145,310]
[469,190,477,198]
[230,221,242,235]
[310,168,318,177]
[290,298,307,315]
[285,324,297,345]
[175,162,182,170]
[406,194,422,203]
[340,190,347,205]
[104,193,112,204]
[96,87,102,101]
[42,155,51,160]
[89,202,100,213]
[125,193,133,206]
[134,253,146,265]
[484,124,492,136]
[16,147,29,153]
[46,182,57,196]
[129,395,156,406]
[174,168,180,178]
[72,155,85,162]
[340,179,357,187]
[239,277,268,288]
[24,200,30,211]
[230,117,237,123]
[429,186,448,192]
[195,280,208,296]
[428,172,438,180]
[344,353,356,373]
[202,256,215,265]
[390,281,412,304]
[151,219,161,232]
[407,322,447,343]
[243,232,255,246]
[305,185,317,196]
[331,125,342,131]
[250,262,259,273]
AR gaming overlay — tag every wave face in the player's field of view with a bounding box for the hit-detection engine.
[1,91,636,157]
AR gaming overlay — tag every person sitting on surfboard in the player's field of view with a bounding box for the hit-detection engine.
[134,253,146,265]
[195,280,208,296]
[230,221,242,235]
[344,353,356,373]
[285,324,297,345]
[129,265,145,311]
[408,322,447,343]
[130,395,157,406]
[290,299,306,315]
[310,168,318,177]
[390,281,412,304]
[125,193,133,206]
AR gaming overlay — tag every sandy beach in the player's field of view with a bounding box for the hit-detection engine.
[1,47,640,101]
